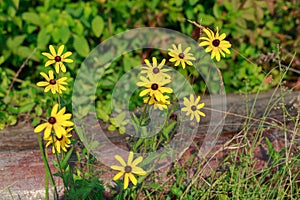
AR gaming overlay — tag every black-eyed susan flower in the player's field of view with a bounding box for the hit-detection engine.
[143,95,170,110]
[34,104,74,139]
[136,76,173,103]
[141,57,171,79]
[110,151,147,189]
[181,94,205,123]
[36,70,68,94]
[199,27,231,62]
[168,44,196,69]
[45,128,72,154]
[42,45,73,73]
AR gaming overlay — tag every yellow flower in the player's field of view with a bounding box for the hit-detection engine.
[42,45,73,73]
[36,70,68,94]
[34,104,74,139]
[199,27,231,61]
[45,128,72,154]
[143,95,170,110]
[141,57,171,79]
[110,151,147,189]
[168,44,196,69]
[181,94,205,122]
[136,76,173,103]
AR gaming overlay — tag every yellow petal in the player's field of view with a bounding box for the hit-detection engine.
[199,41,210,47]
[60,121,74,127]
[127,151,134,165]
[53,124,66,138]
[55,63,60,73]
[51,104,59,116]
[45,60,55,67]
[131,166,147,175]
[62,51,72,59]
[48,70,54,80]
[132,156,143,166]
[44,126,52,139]
[195,113,200,123]
[152,57,157,67]
[63,58,73,63]
[128,173,137,186]
[56,106,66,116]
[60,63,66,72]
[34,123,48,133]
[115,155,126,166]
[44,86,51,93]
[123,173,129,189]
[37,81,49,87]
[113,171,124,181]
[110,165,124,171]
[49,45,56,56]
[57,45,64,56]
[42,52,54,59]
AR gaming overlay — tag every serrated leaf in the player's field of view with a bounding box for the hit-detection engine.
[73,36,90,57]
[115,112,126,123]
[92,16,104,37]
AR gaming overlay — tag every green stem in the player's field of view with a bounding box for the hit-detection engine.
[52,134,70,193]
[37,133,58,200]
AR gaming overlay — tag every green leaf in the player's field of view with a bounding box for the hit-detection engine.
[108,125,116,131]
[96,108,109,122]
[0,123,5,130]
[115,112,126,123]
[91,16,104,37]
[32,118,40,127]
[35,105,43,116]
[188,0,198,6]
[6,35,26,50]
[11,0,19,9]
[7,115,17,126]
[22,12,41,26]
[119,126,126,134]
[59,26,71,43]
[19,102,35,113]
[73,36,90,57]
[61,148,73,170]
[37,28,50,48]
[162,121,177,139]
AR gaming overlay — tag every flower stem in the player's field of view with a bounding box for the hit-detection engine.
[37,133,58,200]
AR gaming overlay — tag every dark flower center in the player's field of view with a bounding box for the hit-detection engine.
[191,105,197,111]
[49,79,56,85]
[55,135,63,141]
[212,39,220,47]
[48,117,56,124]
[125,165,132,173]
[55,56,61,62]
[151,83,159,90]
[153,67,160,74]
[178,53,185,59]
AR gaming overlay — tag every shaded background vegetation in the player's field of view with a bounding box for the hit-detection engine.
[0,0,299,129]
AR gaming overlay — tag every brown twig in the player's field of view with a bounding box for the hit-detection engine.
[7,47,38,94]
